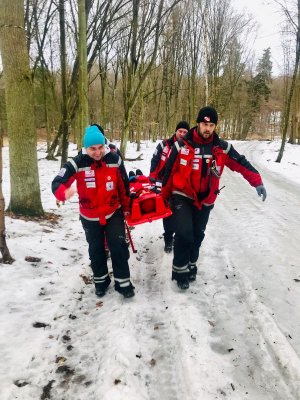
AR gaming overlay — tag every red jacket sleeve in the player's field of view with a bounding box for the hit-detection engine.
[225,144,263,187]
[52,169,76,201]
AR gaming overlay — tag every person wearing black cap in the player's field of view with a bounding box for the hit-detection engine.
[149,121,190,252]
[161,106,267,290]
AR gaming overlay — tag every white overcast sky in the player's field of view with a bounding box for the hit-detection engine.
[232,0,284,75]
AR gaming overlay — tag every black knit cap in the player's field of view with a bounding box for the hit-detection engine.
[196,106,218,124]
[91,123,105,135]
[175,121,190,131]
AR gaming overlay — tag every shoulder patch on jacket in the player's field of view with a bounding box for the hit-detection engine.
[181,147,190,155]
[154,141,164,154]
[57,167,66,177]
[219,139,231,154]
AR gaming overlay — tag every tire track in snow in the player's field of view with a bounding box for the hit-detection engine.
[132,227,240,400]
[133,230,187,400]
[189,241,300,400]
[231,258,300,399]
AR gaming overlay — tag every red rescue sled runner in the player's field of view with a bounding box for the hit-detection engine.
[126,192,172,226]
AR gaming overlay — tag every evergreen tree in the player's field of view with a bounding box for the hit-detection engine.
[241,48,272,139]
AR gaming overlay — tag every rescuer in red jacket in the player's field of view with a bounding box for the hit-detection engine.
[149,121,190,252]
[162,106,267,290]
[52,125,135,298]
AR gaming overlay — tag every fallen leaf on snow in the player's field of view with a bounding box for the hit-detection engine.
[14,380,29,387]
[80,274,92,285]
[56,356,67,364]
[33,322,50,328]
[150,358,156,367]
[25,256,41,263]
[56,365,74,376]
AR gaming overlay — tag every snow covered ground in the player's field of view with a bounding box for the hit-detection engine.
[0,139,299,400]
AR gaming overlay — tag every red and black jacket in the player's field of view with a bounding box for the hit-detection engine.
[162,128,263,209]
[149,134,177,181]
[52,147,130,224]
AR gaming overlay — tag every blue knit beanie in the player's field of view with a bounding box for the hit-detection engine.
[83,125,105,148]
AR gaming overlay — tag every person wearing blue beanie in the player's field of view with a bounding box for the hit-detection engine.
[90,123,123,158]
[52,124,135,299]
[83,125,105,148]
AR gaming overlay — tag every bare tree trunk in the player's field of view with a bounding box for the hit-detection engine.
[0,0,44,216]
[0,134,14,264]
[276,0,300,161]
[41,66,51,151]
[121,105,133,157]
[78,0,89,145]
[120,0,181,156]
[276,68,298,161]
[289,74,300,144]
[110,58,120,140]
[136,85,144,152]
[98,36,110,127]
[59,0,69,166]
[46,125,62,160]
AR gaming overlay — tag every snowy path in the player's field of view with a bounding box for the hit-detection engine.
[1,141,300,400]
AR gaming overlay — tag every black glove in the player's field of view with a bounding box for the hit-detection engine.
[150,186,161,194]
[256,185,267,201]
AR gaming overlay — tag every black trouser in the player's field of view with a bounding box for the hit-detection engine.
[80,209,130,282]
[163,214,174,242]
[171,195,213,269]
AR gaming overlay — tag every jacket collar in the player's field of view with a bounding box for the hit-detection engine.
[182,127,221,148]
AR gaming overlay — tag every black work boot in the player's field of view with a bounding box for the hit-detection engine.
[164,235,174,253]
[177,277,189,289]
[95,276,111,297]
[188,263,198,282]
[172,271,189,290]
[115,281,135,298]
[164,240,173,253]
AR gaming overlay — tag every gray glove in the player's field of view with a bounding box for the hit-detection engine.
[256,185,267,201]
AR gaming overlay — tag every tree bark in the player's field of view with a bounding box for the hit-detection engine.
[0,0,44,216]
[276,0,300,162]
[59,0,69,166]
[0,133,14,264]
[78,0,89,147]
[120,0,181,156]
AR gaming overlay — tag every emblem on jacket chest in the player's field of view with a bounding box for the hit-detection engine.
[106,181,114,191]
[180,147,189,155]
[85,169,95,177]
[84,169,96,187]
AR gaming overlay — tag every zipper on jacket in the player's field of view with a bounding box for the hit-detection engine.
[199,145,205,192]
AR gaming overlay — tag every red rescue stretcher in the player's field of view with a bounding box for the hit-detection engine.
[125,175,172,226]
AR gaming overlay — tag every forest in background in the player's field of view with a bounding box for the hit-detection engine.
[1,0,299,152]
